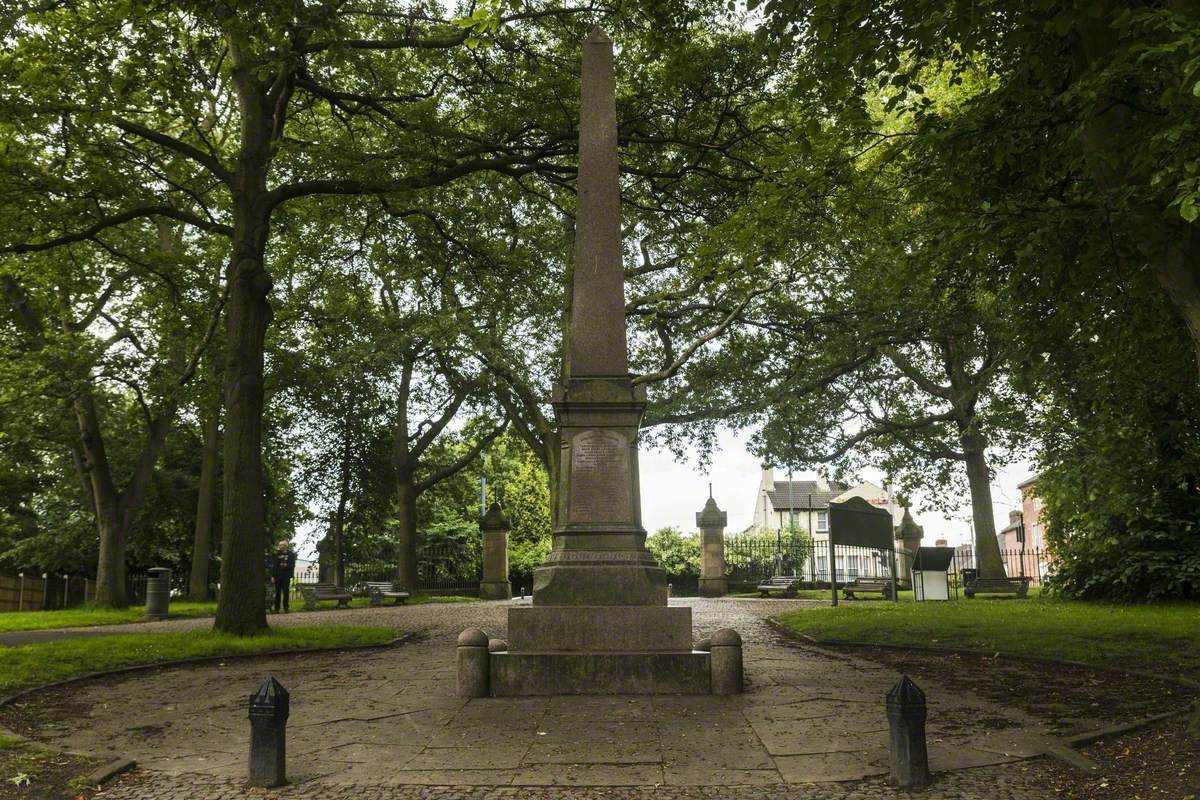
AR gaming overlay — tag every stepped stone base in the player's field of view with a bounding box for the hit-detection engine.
[507,605,692,652]
[489,651,711,695]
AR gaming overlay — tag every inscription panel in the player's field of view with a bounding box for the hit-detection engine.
[568,429,631,525]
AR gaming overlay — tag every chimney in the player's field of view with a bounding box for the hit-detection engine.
[1008,510,1022,525]
[815,465,830,492]
[761,465,775,488]
[934,538,948,547]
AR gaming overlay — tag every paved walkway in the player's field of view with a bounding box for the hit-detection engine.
[11,599,1066,798]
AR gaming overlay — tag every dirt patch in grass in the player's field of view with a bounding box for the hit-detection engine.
[0,737,104,800]
[783,633,1200,796]
[1041,713,1200,800]
[818,643,1196,736]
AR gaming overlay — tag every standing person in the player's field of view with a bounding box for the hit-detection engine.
[272,540,297,613]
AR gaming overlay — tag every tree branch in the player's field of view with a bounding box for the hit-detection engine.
[0,205,232,254]
[111,117,234,184]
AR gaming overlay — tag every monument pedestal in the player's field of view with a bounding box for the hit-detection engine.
[491,605,709,694]
[490,651,711,695]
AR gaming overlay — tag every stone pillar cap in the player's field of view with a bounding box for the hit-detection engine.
[479,502,511,531]
[696,496,728,528]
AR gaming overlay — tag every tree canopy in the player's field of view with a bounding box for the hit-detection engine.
[2,0,1198,613]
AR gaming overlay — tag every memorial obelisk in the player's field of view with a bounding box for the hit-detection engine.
[482,28,729,695]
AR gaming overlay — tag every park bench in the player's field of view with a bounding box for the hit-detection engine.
[363,581,410,606]
[758,576,802,598]
[841,578,893,599]
[964,576,1030,599]
[299,582,353,610]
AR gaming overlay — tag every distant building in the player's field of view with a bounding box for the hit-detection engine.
[954,542,975,570]
[998,476,1050,583]
[749,467,908,582]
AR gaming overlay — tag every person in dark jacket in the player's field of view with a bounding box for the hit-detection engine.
[271,540,297,613]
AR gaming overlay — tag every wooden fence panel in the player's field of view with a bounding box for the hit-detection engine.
[0,574,47,612]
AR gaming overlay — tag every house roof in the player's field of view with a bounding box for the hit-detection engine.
[766,480,849,510]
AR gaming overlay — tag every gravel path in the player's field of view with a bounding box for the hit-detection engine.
[8,598,1064,799]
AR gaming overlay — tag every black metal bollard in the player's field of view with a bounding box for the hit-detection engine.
[886,675,930,786]
[248,676,289,787]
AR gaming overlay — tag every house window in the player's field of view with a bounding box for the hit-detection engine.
[816,511,829,532]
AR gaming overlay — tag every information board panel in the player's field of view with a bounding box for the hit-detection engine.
[828,496,893,550]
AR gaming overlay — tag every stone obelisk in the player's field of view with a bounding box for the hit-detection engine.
[534,25,664,607]
[485,29,718,695]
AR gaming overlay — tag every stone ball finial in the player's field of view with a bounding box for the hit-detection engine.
[711,628,742,647]
[457,628,489,648]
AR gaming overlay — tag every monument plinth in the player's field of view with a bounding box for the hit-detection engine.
[482,28,730,695]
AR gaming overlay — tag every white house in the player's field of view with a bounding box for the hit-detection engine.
[750,467,908,582]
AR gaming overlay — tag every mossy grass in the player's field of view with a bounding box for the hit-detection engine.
[774,596,1200,678]
[0,601,219,633]
[0,592,477,633]
[0,625,394,693]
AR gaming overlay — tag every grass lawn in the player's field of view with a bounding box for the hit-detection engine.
[0,593,477,633]
[775,596,1200,678]
[0,602,218,633]
[0,625,394,693]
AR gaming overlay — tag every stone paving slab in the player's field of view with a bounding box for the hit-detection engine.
[11,598,1064,797]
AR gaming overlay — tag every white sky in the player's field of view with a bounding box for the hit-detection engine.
[295,426,1030,561]
[638,427,1033,545]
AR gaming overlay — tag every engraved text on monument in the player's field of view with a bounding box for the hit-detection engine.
[568,429,631,524]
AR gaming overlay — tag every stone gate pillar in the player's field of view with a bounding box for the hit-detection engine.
[697,492,728,597]
[479,502,512,600]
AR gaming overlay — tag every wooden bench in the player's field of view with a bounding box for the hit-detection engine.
[363,581,410,606]
[299,582,353,610]
[965,576,1030,598]
[758,576,802,598]
[841,578,893,599]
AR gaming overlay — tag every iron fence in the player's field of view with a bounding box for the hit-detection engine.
[305,544,482,594]
[724,535,813,585]
[950,546,1052,587]
[724,536,904,586]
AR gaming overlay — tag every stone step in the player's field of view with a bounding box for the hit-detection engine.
[506,605,693,652]
[490,651,711,695]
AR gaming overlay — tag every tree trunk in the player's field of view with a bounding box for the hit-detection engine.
[1153,228,1200,379]
[214,175,274,633]
[395,477,419,591]
[213,207,273,634]
[961,434,1005,579]
[74,392,127,607]
[213,66,275,633]
[93,503,126,607]
[188,396,221,601]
